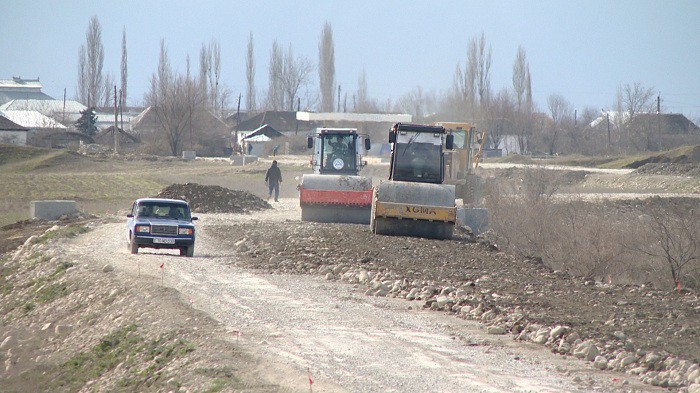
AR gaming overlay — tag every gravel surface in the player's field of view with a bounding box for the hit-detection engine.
[10,200,669,392]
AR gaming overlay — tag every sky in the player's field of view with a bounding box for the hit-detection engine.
[1,0,699,121]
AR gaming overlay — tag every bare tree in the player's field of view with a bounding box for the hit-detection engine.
[355,68,379,112]
[85,15,105,108]
[280,44,313,110]
[512,45,533,154]
[453,32,492,119]
[199,44,210,106]
[474,32,492,111]
[266,40,284,110]
[121,27,127,108]
[395,86,437,121]
[245,32,256,113]
[209,40,222,114]
[486,88,516,151]
[512,45,528,112]
[318,22,335,112]
[615,82,657,151]
[544,93,573,155]
[102,72,114,108]
[77,45,87,104]
[633,203,699,289]
[145,39,203,156]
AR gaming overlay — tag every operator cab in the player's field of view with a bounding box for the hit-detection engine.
[388,123,454,184]
[308,128,371,175]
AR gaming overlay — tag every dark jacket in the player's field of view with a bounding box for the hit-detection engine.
[265,163,282,184]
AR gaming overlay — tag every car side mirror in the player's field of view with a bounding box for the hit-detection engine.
[191,216,199,221]
[388,131,395,144]
[446,134,454,150]
[127,214,134,218]
[307,137,313,149]
[364,138,371,150]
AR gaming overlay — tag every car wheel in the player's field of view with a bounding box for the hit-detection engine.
[129,234,139,254]
[181,246,194,257]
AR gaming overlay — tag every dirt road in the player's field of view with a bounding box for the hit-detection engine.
[53,200,661,392]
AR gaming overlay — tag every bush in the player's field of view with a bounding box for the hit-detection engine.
[485,168,700,290]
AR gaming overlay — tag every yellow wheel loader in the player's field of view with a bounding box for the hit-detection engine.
[370,123,456,239]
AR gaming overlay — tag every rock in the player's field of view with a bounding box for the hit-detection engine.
[550,325,568,338]
[324,273,334,280]
[41,322,54,332]
[557,339,570,354]
[0,336,16,350]
[594,356,608,370]
[435,296,453,309]
[613,330,626,340]
[55,325,73,336]
[102,264,114,273]
[406,288,419,300]
[358,270,370,283]
[688,369,700,384]
[439,287,454,296]
[573,341,599,361]
[620,355,637,367]
[645,352,661,367]
[486,326,506,335]
[269,255,281,264]
[629,366,647,375]
[23,236,38,247]
[237,244,249,252]
[688,383,700,393]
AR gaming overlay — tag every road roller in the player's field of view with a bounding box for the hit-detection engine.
[299,128,373,224]
[370,123,456,239]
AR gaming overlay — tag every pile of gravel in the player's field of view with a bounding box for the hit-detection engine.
[634,163,700,177]
[154,183,271,213]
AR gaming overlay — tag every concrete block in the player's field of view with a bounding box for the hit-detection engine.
[182,150,196,160]
[229,155,258,166]
[457,207,489,235]
[30,200,77,220]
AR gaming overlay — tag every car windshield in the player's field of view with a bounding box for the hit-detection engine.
[392,142,442,183]
[322,134,356,173]
[137,202,190,220]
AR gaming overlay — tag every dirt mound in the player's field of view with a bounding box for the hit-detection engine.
[626,145,700,168]
[634,163,700,177]
[154,183,271,213]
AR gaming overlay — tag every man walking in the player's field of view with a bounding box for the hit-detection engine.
[264,160,282,202]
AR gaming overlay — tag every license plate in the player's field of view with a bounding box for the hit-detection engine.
[153,237,176,244]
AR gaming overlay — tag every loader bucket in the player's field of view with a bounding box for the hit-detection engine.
[370,181,456,239]
[299,174,373,224]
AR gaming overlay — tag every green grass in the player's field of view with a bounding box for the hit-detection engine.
[31,225,91,245]
[0,144,56,167]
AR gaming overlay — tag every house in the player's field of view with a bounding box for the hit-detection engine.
[240,124,284,156]
[590,112,700,134]
[236,111,304,133]
[131,106,231,156]
[89,125,140,152]
[0,114,29,145]
[0,109,95,148]
[0,99,86,125]
[0,77,53,105]
[94,107,144,131]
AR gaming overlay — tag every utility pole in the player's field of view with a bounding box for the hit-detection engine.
[337,84,341,112]
[295,97,300,135]
[606,111,611,151]
[657,94,661,151]
[113,85,119,154]
[62,88,66,123]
